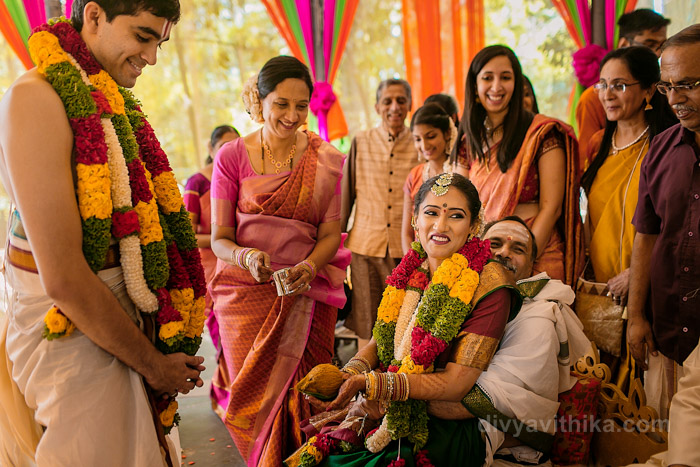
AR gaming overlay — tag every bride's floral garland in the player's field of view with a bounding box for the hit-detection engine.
[28,18,207,433]
[368,237,491,455]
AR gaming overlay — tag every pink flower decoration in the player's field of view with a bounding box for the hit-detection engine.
[573,44,608,88]
[111,210,140,238]
[166,243,191,289]
[134,120,172,177]
[127,159,153,204]
[410,326,448,367]
[310,82,337,115]
[180,248,207,297]
[72,115,108,165]
[91,91,113,115]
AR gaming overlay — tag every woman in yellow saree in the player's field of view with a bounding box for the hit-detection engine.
[209,56,350,466]
[581,46,676,306]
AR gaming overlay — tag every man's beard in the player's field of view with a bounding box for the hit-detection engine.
[492,255,517,274]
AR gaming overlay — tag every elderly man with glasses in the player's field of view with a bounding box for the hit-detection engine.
[627,24,700,423]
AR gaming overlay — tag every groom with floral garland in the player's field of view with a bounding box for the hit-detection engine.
[0,1,207,466]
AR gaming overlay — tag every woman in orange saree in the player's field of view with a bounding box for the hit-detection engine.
[453,45,583,285]
[209,56,350,466]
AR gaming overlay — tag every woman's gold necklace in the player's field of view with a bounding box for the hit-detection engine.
[261,129,297,174]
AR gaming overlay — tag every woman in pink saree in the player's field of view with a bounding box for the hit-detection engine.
[209,56,349,466]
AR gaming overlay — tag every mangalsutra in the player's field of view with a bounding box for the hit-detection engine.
[261,130,297,174]
[611,125,649,155]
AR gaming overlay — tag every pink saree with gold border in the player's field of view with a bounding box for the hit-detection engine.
[209,132,349,466]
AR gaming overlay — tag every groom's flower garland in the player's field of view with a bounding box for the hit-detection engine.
[368,237,491,455]
[28,19,207,433]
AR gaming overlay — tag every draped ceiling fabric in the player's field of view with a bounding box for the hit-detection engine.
[402,0,485,112]
[261,0,357,141]
[0,0,74,70]
[551,0,638,127]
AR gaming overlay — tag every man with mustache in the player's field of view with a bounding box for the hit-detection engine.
[426,216,590,464]
[627,24,700,421]
[340,79,418,346]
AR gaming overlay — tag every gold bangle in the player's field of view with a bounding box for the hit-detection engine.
[341,356,372,375]
[244,248,258,270]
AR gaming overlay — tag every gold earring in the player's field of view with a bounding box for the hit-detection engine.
[475,96,481,104]
[644,99,653,111]
[411,216,417,230]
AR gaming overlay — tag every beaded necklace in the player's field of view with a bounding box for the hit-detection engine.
[611,125,649,154]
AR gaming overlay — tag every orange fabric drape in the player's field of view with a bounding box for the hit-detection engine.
[402,0,484,112]
[261,0,306,63]
[0,1,33,69]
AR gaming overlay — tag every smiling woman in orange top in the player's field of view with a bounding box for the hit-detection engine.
[453,45,582,284]
[401,103,457,254]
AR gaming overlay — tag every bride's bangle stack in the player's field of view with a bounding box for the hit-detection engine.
[341,356,372,375]
[231,247,258,270]
[365,371,410,402]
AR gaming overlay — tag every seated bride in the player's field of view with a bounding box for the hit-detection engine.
[290,174,591,466]
[292,173,518,464]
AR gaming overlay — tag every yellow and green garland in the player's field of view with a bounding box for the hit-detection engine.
[28,18,207,433]
[367,238,491,453]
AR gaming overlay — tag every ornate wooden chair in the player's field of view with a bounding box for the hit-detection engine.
[573,344,668,466]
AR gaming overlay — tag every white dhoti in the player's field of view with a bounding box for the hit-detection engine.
[0,234,179,466]
[477,275,592,466]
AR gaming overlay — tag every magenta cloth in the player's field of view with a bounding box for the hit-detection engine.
[576,0,592,45]
[310,82,337,142]
[310,82,337,115]
[22,0,46,29]
[322,0,336,78]
[295,0,316,78]
[605,0,616,51]
[572,44,607,88]
[65,0,74,18]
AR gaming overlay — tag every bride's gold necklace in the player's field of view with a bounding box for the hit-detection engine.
[260,129,297,174]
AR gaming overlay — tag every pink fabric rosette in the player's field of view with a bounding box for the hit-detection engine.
[310,81,337,141]
[572,44,608,88]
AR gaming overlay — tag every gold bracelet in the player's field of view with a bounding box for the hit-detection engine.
[244,248,258,270]
[341,356,372,375]
[365,371,410,402]
[365,371,378,400]
[396,373,410,401]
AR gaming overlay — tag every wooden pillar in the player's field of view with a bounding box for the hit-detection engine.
[591,0,607,48]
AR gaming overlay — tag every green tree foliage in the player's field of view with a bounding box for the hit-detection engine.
[484,0,576,121]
